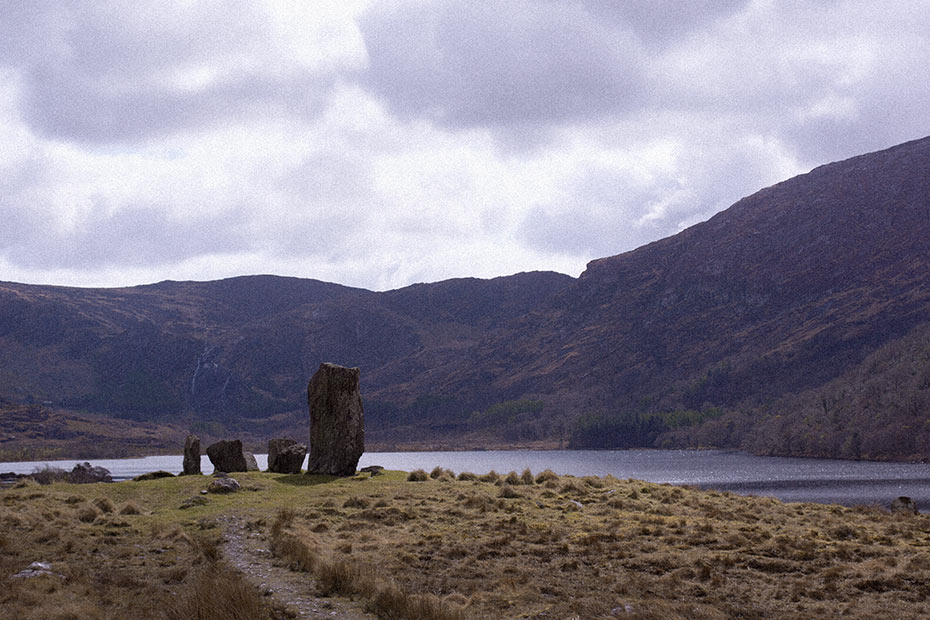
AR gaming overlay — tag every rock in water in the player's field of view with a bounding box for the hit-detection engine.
[205,439,249,473]
[306,363,365,476]
[182,433,201,475]
[268,438,307,474]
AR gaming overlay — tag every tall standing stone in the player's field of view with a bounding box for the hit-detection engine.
[306,363,365,476]
[182,434,201,475]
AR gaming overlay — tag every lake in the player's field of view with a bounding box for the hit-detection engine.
[2,449,928,511]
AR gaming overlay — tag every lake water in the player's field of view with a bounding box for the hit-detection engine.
[2,449,928,511]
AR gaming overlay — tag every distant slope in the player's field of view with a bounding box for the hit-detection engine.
[2,137,930,459]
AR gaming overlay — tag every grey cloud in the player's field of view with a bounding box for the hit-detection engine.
[360,0,647,128]
[269,153,377,259]
[2,2,331,143]
[519,168,682,258]
[518,140,795,260]
[580,0,750,48]
[21,68,330,144]
[1,199,252,271]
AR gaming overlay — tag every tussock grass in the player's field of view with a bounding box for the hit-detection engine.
[407,469,428,482]
[4,468,930,619]
[270,508,467,620]
[162,564,275,620]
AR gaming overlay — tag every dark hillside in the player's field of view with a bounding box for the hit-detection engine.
[2,137,930,458]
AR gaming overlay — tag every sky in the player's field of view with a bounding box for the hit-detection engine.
[1,1,929,291]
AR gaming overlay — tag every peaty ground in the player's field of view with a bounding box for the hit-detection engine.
[2,467,930,619]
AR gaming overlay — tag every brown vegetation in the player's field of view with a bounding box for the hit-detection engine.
[3,468,930,619]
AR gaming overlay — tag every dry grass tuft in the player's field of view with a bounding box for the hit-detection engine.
[161,564,274,620]
[407,469,429,482]
[479,470,500,484]
[75,505,98,523]
[535,469,559,484]
[343,496,370,509]
[270,513,467,620]
[118,501,143,515]
[92,497,115,513]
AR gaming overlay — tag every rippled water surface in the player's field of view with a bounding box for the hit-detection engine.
[3,449,928,510]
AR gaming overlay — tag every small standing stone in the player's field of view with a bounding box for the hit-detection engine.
[182,433,201,475]
[206,439,249,473]
[244,451,259,472]
[268,438,307,474]
[306,363,365,477]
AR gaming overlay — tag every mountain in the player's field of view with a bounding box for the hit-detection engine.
[2,136,930,459]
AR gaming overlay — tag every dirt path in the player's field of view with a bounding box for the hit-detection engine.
[219,513,377,620]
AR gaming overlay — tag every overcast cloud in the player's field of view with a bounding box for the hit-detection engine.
[1,0,928,290]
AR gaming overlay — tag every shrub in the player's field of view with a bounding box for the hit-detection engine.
[430,466,444,479]
[407,469,429,482]
[521,469,535,485]
[505,471,522,485]
[457,472,478,481]
[30,466,69,485]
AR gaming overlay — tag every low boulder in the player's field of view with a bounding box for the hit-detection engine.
[182,433,201,475]
[207,477,241,494]
[268,438,307,474]
[68,462,112,484]
[12,561,64,580]
[206,439,251,473]
[891,496,919,515]
[133,470,175,482]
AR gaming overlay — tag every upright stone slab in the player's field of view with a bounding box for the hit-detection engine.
[206,439,249,473]
[268,438,307,474]
[306,363,365,476]
[244,451,260,471]
[182,434,201,475]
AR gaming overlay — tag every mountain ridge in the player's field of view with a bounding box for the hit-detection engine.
[2,135,930,459]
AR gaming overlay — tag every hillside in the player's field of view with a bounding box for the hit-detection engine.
[2,136,930,459]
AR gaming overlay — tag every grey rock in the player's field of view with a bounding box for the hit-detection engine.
[68,462,112,484]
[207,477,241,494]
[306,363,365,477]
[12,561,63,580]
[180,495,210,509]
[359,465,384,476]
[891,496,919,515]
[206,439,249,473]
[133,470,175,481]
[244,451,259,471]
[182,433,201,475]
[268,438,307,474]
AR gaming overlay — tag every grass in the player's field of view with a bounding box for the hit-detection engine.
[3,468,930,619]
